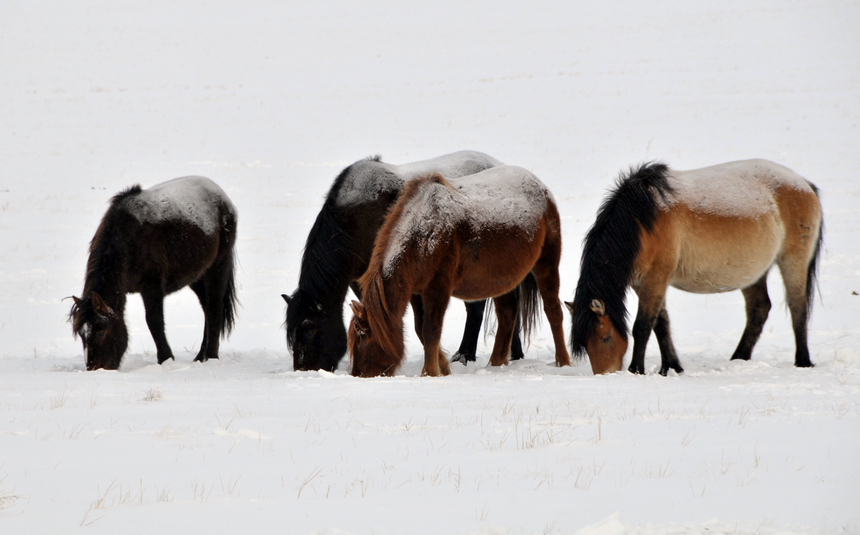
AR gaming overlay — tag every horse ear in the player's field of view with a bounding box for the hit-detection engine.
[590,299,606,316]
[349,300,365,318]
[90,292,114,316]
[72,296,83,306]
[282,294,291,305]
[564,301,574,314]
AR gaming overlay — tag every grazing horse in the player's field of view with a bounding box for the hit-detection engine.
[348,167,571,377]
[283,151,527,372]
[69,176,238,370]
[568,159,823,375]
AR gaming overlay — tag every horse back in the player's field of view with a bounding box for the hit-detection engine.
[115,177,237,294]
[636,160,821,294]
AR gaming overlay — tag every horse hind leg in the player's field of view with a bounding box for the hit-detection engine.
[196,254,235,362]
[452,300,485,364]
[487,291,518,367]
[730,274,771,363]
[190,279,210,361]
[653,307,683,376]
[530,244,571,367]
[778,259,814,367]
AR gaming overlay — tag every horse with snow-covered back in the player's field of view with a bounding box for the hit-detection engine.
[283,151,529,372]
[348,167,571,377]
[568,159,823,375]
[69,176,238,370]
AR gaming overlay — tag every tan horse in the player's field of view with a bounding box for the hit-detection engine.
[568,159,823,375]
[348,166,571,377]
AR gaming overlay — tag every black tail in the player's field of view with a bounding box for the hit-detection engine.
[220,249,238,337]
[518,272,541,343]
[805,183,824,315]
[480,272,541,344]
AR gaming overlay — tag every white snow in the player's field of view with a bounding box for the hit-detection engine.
[1,1,858,533]
[668,159,814,218]
[381,166,550,276]
[125,176,235,235]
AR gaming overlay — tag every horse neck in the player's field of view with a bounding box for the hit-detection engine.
[296,203,362,310]
[83,227,129,314]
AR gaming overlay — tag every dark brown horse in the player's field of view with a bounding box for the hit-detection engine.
[69,176,238,370]
[283,151,527,372]
[348,167,571,377]
[568,159,823,375]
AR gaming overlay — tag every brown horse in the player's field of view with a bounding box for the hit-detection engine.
[348,166,571,377]
[568,159,823,375]
[69,176,238,370]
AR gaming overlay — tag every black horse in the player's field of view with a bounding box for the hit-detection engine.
[69,176,238,370]
[283,151,526,372]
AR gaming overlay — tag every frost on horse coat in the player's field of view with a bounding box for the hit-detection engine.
[349,167,571,377]
[69,176,238,370]
[283,151,528,372]
[569,159,823,375]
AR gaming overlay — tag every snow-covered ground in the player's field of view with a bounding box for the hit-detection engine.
[1,1,858,533]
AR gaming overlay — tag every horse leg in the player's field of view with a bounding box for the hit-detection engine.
[420,291,451,377]
[653,307,683,376]
[141,287,174,364]
[196,256,234,362]
[190,279,209,361]
[730,274,771,362]
[510,310,525,361]
[487,292,518,367]
[452,300,485,364]
[628,281,669,374]
[778,260,814,367]
[410,295,426,345]
[531,245,572,367]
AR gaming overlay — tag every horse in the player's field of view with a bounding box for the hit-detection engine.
[348,167,571,377]
[282,151,527,372]
[69,176,238,370]
[567,159,823,375]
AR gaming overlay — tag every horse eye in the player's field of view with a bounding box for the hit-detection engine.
[96,331,107,340]
[602,335,611,343]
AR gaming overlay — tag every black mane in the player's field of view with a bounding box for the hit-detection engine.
[286,157,382,346]
[570,162,674,358]
[78,185,142,312]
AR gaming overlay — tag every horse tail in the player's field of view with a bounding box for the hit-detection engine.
[518,272,541,343]
[805,182,824,314]
[220,247,238,338]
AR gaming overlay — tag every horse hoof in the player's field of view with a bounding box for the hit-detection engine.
[451,352,476,365]
[628,365,645,375]
[157,355,175,365]
[795,361,814,368]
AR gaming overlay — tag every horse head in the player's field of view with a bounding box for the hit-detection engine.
[69,292,128,370]
[566,299,626,374]
[284,291,347,372]
[347,300,397,377]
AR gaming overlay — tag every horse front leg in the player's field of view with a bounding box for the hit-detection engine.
[420,292,451,377]
[453,300,485,364]
[653,307,683,376]
[142,288,174,364]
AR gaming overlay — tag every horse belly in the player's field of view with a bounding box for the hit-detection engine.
[671,211,784,293]
[451,231,541,301]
